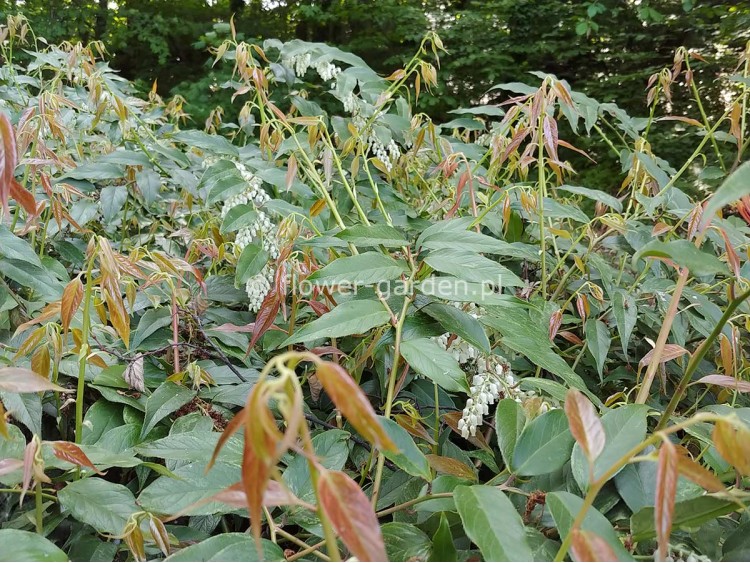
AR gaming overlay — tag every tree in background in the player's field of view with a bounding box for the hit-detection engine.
[2,0,749,188]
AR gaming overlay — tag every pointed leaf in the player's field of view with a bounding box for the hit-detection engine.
[315,362,397,452]
[317,469,387,561]
[454,485,533,561]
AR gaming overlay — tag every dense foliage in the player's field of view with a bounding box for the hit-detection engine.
[2,11,750,563]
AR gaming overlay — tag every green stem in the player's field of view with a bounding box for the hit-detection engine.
[74,250,96,445]
[537,98,548,299]
[34,481,43,534]
[371,292,413,507]
[656,287,750,430]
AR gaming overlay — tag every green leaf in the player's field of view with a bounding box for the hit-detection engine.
[172,130,239,157]
[165,534,283,562]
[634,240,727,277]
[138,462,238,516]
[235,243,269,284]
[613,290,637,358]
[417,278,525,306]
[377,416,431,480]
[703,160,750,227]
[0,530,68,562]
[614,445,704,514]
[585,319,610,379]
[495,398,526,470]
[631,496,742,542]
[136,168,161,204]
[140,382,196,439]
[100,185,128,223]
[557,184,623,212]
[547,491,633,561]
[400,338,469,393]
[132,308,172,350]
[335,224,409,247]
[454,485,533,561]
[481,308,596,403]
[280,300,391,347]
[421,300,491,354]
[220,204,258,234]
[512,409,573,476]
[424,249,524,287]
[635,152,670,189]
[430,512,457,561]
[381,523,432,561]
[572,404,649,489]
[0,225,43,268]
[58,478,139,535]
[135,431,242,465]
[199,160,246,205]
[307,252,407,286]
[0,391,42,436]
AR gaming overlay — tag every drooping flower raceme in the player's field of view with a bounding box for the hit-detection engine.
[216,161,280,312]
[432,304,556,439]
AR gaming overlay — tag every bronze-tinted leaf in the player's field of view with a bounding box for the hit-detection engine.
[242,418,276,545]
[675,455,724,493]
[207,407,247,471]
[210,481,314,511]
[314,361,397,452]
[148,515,171,557]
[694,374,750,393]
[564,388,605,462]
[655,439,678,561]
[50,441,104,475]
[639,344,688,367]
[60,277,84,335]
[570,529,619,562]
[317,469,388,562]
[0,367,67,393]
[0,401,8,439]
[713,419,750,475]
[31,345,50,379]
[425,454,476,481]
[102,283,130,348]
[0,111,18,220]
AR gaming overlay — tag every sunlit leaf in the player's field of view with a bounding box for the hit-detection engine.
[317,468,387,561]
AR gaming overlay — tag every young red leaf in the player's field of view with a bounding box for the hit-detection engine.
[0,367,67,393]
[694,374,750,393]
[0,458,23,476]
[565,389,605,463]
[0,111,18,220]
[314,361,397,452]
[207,407,247,472]
[655,439,678,561]
[60,277,84,335]
[50,441,104,475]
[570,529,618,562]
[317,469,387,561]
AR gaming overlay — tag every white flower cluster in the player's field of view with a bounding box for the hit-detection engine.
[245,264,275,312]
[215,161,280,312]
[220,176,267,218]
[282,53,312,77]
[342,92,357,113]
[367,138,401,172]
[315,60,341,82]
[432,303,557,439]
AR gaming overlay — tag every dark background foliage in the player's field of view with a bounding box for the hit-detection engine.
[4,0,749,193]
